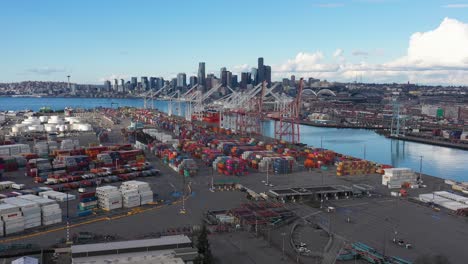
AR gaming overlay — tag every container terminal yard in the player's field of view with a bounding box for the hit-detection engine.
[0,105,466,264]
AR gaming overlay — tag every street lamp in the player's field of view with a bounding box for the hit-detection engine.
[210,167,214,192]
[281,232,286,260]
[66,190,70,245]
[418,155,423,183]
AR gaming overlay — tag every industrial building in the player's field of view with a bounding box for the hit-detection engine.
[71,235,197,264]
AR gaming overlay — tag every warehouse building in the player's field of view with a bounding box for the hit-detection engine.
[71,235,197,264]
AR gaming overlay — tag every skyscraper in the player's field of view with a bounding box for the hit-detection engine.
[131,77,138,90]
[240,72,250,89]
[198,62,206,88]
[104,80,112,92]
[113,79,119,91]
[257,57,265,85]
[226,71,232,87]
[189,76,197,87]
[251,68,258,85]
[220,67,227,79]
[150,77,157,90]
[221,69,228,87]
[177,73,187,87]
[265,66,271,85]
[290,75,296,87]
[141,77,149,91]
[159,78,165,89]
[231,74,238,88]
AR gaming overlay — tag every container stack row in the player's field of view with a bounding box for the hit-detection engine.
[96,186,122,211]
[39,191,76,202]
[336,161,376,176]
[2,197,41,229]
[77,192,97,217]
[0,204,24,236]
[0,194,62,236]
[120,181,153,205]
[382,168,418,189]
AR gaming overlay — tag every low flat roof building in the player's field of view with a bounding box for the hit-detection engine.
[71,235,196,264]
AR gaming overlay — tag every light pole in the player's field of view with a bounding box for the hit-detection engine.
[320,136,323,149]
[210,167,214,192]
[363,144,366,160]
[281,232,286,260]
[66,190,70,245]
[265,160,269,186]
[418,155,423,183]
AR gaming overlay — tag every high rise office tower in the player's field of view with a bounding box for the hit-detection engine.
[240,72,250,89]
[150,77,157,90]
[231,74,238,88]
[158,78,165,89]
[220,67,227,79]
[290,75,296,87]
[125,81,132,93]
[189,76,197,87]
[104,80,112,92]
[131,77,138,90]
[226,71,232,87]
[141,77,149,91]
[282,78,289,87]
[120,79,125,89]
[170,78,177,88]
[265,66,271,85]
[257,57,265,85]
[177,73,187,87]
[113,79,119,91]
[251,68,258,85]
[221,69,228,87]
[198,62,206,88]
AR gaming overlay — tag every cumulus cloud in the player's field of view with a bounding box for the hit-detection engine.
[276,52,340,73]
[272,18,468,85]
[333,49,344,58]
[99,74,129,82]
[442,4,468,8]
[352,50,369,57]
[232,64,251,74]
[27,67,65,75]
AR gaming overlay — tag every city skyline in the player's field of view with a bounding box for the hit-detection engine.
[1,0,468,85]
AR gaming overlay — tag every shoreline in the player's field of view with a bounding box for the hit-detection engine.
[387,134,468,151]
[298,119,468,151]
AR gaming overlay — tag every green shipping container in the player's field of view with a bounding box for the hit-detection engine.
[436,108,444,118]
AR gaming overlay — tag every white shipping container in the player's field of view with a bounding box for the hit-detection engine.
[12,256,39,264]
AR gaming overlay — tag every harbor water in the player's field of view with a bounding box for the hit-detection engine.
[1,97,467,181]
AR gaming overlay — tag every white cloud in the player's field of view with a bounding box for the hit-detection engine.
[276,52,340,73]
[442,4,468,8]
[352,50,369,57]
[315,3,344,8]
[271,18,468,85]
[27,67,65,75]
[232,64,251,75]
[333,49,344,58]
[99,74,129,82]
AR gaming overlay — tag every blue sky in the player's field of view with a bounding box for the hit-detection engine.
[1,0,468,84]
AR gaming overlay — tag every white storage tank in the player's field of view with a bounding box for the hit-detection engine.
[39,116,49,123]
[58,124,68,132]
[48,116,64,124]
[44,124,57,132]
[28,125,44,132]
